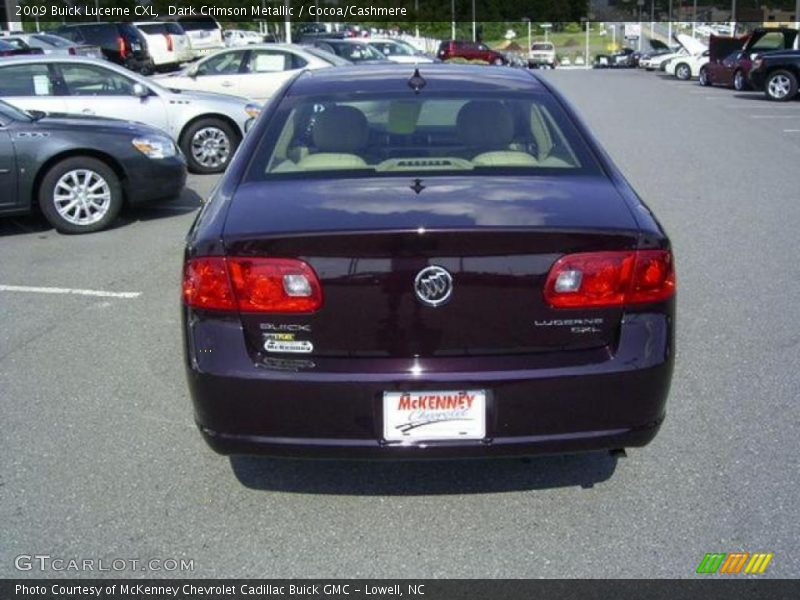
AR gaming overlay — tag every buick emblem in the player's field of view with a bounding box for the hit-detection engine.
[414,266,453,307]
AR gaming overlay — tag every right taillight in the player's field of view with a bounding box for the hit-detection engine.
[182,257,323,313]
[544,250,675,308]
[117,36,127,59]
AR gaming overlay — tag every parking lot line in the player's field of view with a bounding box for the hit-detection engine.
[785,129,800,132]
[0,284,141,299]
[750,115,800,119]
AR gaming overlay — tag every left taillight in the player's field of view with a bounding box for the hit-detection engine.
[182,257,323,313]
[543,250,675,309]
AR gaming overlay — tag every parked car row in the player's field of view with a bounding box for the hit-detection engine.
[656,27,800,102]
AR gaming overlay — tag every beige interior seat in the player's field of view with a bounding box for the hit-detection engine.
[529,105,571,168]
[296,105,370,170]
[456,100,539,167]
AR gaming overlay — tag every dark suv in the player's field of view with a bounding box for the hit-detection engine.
[437,40,507,65]
[54,23,151,74]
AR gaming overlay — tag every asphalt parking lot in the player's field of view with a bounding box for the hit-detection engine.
[1,69,799,579]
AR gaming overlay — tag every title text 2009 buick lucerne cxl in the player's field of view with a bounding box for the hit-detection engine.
[182,65,675,459]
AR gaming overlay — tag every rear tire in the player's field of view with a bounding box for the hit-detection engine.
[698,66,711,86]
[180,118,240,174]
[764,70,798,102]
[492,57,504,66]
[675,63,691,81]
[38,157,123,234]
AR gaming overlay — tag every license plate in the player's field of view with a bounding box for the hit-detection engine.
[383,390,486,442]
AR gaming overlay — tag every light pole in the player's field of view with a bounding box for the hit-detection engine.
[730,0,737,37]
[584,19,590,69]
[651,0,655,40]
[415,0,419,38]
[284,0,291,43]
[796,0,800,33]
[542,23,551,43]
[668,0,673,43]
[522,18,531,54]
[451,0,456,40]
[692,0,697,38]
[472,0,476,42]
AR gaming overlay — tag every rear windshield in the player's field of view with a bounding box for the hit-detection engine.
[32,34,73,48]
[247,93,599,180]
[302,46,352,66]
[79,24,120,46]
[177,18,220,32]
[137,23,185,35]
[325,42,385,62]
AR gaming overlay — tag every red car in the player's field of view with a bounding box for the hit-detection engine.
[437,40,507,65]
[701,28,798,90]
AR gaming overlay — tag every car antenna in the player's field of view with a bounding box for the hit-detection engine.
[407,67,426,94]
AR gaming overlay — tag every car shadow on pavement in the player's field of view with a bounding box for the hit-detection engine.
[0,189,202,237]
[118,189,203,225]
[229,452,618,495]
[730,92,800,102]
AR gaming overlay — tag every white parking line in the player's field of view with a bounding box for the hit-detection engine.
[750,115,800,119]
[0,284,141,299]
[785,129,800,132]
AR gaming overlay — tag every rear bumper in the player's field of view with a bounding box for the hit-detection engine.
[184,312,673,458]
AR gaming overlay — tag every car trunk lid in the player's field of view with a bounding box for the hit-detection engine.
[222,175,641,359]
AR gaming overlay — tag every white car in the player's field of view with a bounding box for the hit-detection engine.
[133,22,194,69]
[0,33,103,59]
[528,42,557,68]
[156,45,340,103]
[368,38,434,63]
[224,30,263,47]
[169,16,225,58]
[640,34,707,71]
[0,56,259,173]
[665,50,710,80]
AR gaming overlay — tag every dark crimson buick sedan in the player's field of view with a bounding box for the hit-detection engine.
[182,65,675,458]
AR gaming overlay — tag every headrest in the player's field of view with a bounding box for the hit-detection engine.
[313,105,369,153]
[456,101,515,148]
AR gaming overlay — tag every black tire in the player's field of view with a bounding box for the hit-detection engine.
[38,157,123,234]
[764,69,798,102]
[733,69,747,91]
[179,118,241,174]
[698,66,711,86]
[492,58,504,66]
[675,62,691,81]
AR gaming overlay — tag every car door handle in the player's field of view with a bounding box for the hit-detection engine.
[82,109,95,115]
[0,168,10,175]
[221,81,233,87]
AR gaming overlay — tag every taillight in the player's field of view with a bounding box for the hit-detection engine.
[117,36,127,59]
[164,33,173,52]
[544,250,675,308]
[183,257,323,313]
[182,257,236,311]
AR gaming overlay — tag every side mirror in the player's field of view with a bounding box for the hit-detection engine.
[187,64,199,78]
[132,83,149,98]
[28,109,47,121]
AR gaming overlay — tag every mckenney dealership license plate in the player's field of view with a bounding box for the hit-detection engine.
[383,390,486,442]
